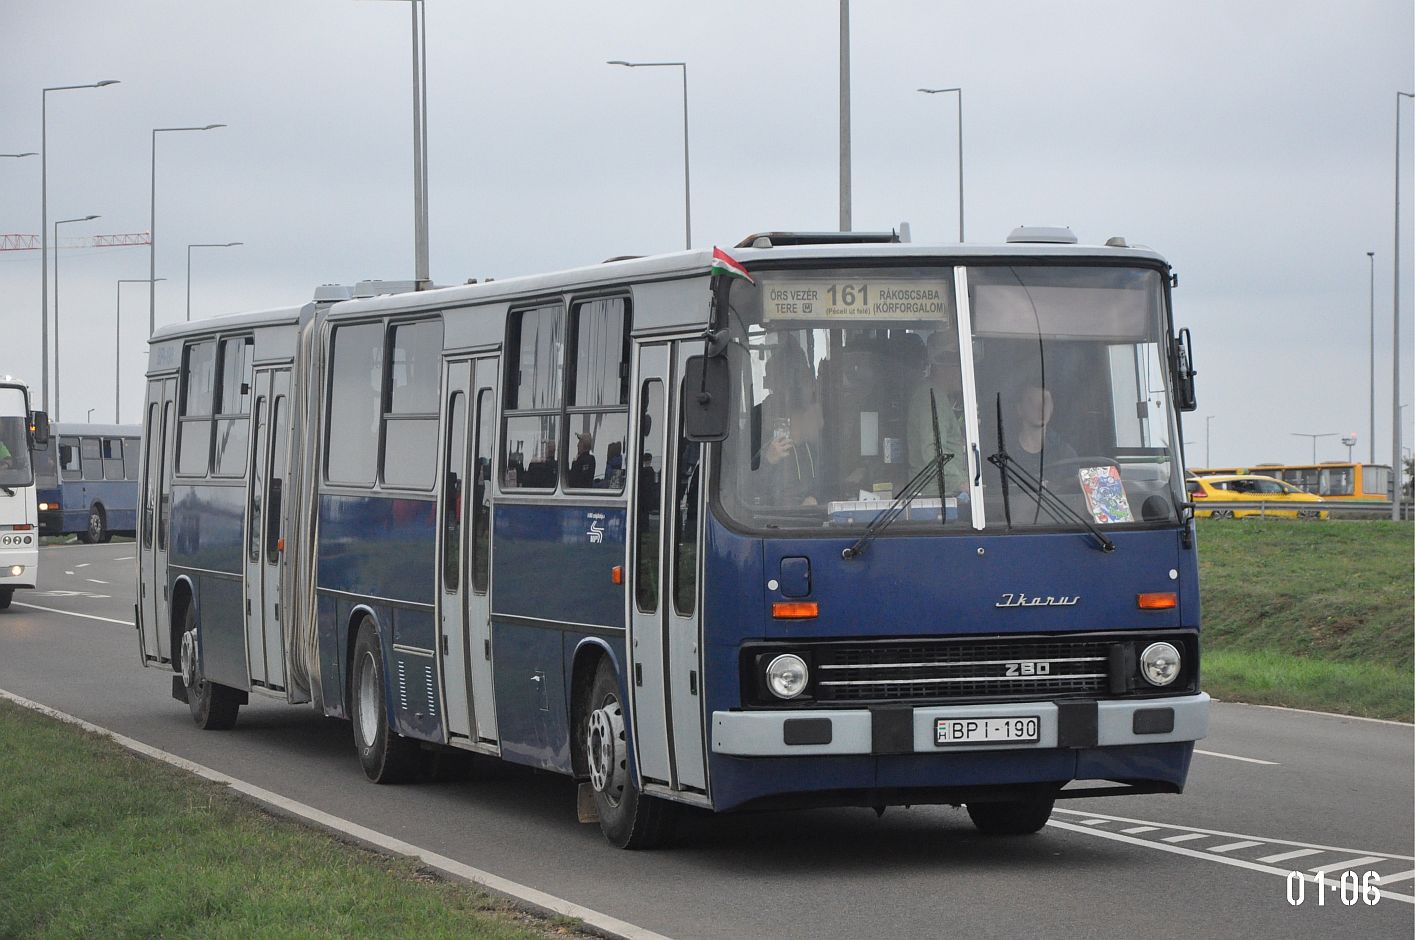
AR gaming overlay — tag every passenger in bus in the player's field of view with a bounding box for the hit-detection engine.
[523,440,559,488]
[568,432,596,487]
[1006,381,1077,480]
[601,441,624,488]
[754,342,821,505]
[907,331,968,494]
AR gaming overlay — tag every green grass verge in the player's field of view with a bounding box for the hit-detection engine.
[1197,519,1414,721]
[0,701,581,940]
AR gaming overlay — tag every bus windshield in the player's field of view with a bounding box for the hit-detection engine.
[0,388,34,487]
[716,263,1185,533]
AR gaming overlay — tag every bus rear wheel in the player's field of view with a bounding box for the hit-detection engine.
[965,791,1056,835]
[180,603,240,730]
[351,619,419,784]
[79,506,109,544]
[584,659,674,849]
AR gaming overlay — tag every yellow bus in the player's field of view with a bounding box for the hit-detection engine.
[1187,462,1391,502]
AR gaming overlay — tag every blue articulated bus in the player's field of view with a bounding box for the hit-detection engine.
[35,423,142,542]
[137,229,1208,847]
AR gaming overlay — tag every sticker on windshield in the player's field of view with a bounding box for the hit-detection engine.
[1078,465,1133,524]
[764,280,951,322]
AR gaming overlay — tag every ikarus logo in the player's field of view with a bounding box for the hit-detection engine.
[586,512,605,544]
[995,593,1080,608]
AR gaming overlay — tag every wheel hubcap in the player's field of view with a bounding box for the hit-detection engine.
[356,652,379,747]
[180,629,198,687]
[89,513,101,540]
[587,696,626,802]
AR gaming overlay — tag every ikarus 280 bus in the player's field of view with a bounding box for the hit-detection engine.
[0,377,49,611]
[137,229,1207,847]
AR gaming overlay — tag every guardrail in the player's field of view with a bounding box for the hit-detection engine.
[1190,499,1411,520]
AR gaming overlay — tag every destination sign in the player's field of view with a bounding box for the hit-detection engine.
[762,279,951,322]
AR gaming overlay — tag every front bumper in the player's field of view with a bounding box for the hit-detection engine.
[712,692,1209,757]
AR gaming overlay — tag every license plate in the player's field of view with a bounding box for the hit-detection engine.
[935,715,1040,746]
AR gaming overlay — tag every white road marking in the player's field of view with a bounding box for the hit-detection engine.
[1244,702,1414,728]
[75,563,89,568]
[1046,820,1414,905]
[1379,869,1415,885]
[113,556,134,561]
[1257,848,1323,864]
[1078,818,1110,826]
[1309,857,1386,874]
[64,570,74,575]
[10,602,133,627]
[86,579,109,585]
[1209,840,1263,853]
[1162,833,1209,843]
[1193,748,1278,765]
[0,689,670,940]
[1120,826,1159,834]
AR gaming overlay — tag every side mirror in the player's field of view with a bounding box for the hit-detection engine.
[29,410,51,448]
[1172,328,1197,412]
[682,355,730,442]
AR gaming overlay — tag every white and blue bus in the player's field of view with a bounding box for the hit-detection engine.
[34,423,142,543]
[0,377,49,611]
[137,230,1208,847]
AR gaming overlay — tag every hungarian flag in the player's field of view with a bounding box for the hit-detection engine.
[710,246,755,285]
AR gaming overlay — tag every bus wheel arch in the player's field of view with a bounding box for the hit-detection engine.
[348,612,418,783]
[569,640,616,781]
[580,655,674,849]
[169,577,196,672]
[175,582,240,730]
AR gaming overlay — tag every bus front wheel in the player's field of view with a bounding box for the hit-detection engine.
[0,588,12,609]
[351,619,419,784]
[965,791,1056,835]
[180,603,240,730]
[584,659,674,849]
[79,505,109,544]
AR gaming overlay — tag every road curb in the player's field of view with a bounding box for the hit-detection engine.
[0,687,672,940]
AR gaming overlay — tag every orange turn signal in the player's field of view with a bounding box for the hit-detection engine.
[611,565,624,585]
[772,601,819,620]
[1137,592,1177,610]
[276,537,285,553]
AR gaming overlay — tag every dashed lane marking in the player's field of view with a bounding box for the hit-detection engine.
[11,602,133,626]
[86,579,109,585]
[1051,808,1414,904]
[1193,748,1279,765]
[0,689,671,940]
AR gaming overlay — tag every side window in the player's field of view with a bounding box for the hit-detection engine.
[248,397,266,563]
[266,395,287,565]
[635,380,665,613]
[123,438,140,481]
[381,318,442,488]
[59,437,82,480]
[566,297,630,492]
[326,322,384,486]
[213,337,253,477]
[177,340,216,475]
[472,388,494,594]
[142,406,157,549]
[81,437,102,481]
[102,438,125,481]
[501,303,564,490]
[672,391,701,616]
[442,391,466,592]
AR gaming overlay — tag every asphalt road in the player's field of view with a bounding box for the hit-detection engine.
[3,541,1412,939]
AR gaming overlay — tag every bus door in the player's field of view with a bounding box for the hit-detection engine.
[438,356,499,747]
[140,378,177,663]
[244,368,290,690]
[630,339,707,792]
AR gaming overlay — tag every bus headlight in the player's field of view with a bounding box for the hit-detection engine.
[7,565,23,577]
[38,502,51,511]
[765,654,809,700]
[1139,642,1181,687]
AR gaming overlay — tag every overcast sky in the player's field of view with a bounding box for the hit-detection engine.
[1,0,1412,469]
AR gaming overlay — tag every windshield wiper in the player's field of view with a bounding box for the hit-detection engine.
[990,392,1113,552]
[840,451,953,560]
[0,486,13,497]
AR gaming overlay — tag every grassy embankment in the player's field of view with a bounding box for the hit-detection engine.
[0,701,581,940]
[1197,518,1413,722]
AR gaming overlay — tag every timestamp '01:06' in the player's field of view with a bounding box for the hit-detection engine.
[1286,870,1382,906]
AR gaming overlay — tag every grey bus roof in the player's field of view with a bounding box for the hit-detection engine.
[148,304,307,344]
[51,422,140,437]
[323,237,1170,323]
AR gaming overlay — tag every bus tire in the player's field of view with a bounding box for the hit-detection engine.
[1211,509,1235,520]
[965,792,1056,835]
[180,603,240,730]
[351,619,419,784]
[0,588,12,609]
[584,658,674,849]
[81,505,108,544]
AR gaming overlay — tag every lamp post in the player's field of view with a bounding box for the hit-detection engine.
[917,87,965,242]
[359,0,430,288]
[150,124,225,336]
[1,152,37,159]
[1368,250,1376,464]
[54,213,100,422]
[41,80,120,413]
[839,0,851,232]
[117,278,164,422]
[1291,431,1337,463]
[1341,434,1357,462]
[608,60,692,250]
[1205,415,1214,467]
[1393,91,1414,521]
[186,242,242,320]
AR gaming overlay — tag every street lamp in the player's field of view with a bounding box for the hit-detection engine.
[186,242,243,320]
[1205,415,1214,468]
[1368,250,1376,464]
[359,0,430,289]
[1392,91,1414,521]
[41,79,120,413]
[54,213,100,422]
[608,59,692,250]
[149,124,225,335]
[1291,431,1337,463]
[117,278,164,422]
[1341,433,1357,462]
[917,87,965,242]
